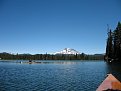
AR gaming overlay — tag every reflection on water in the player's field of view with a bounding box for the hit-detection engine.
[106,63,121,81]
[0,60,79,64]
[0,60,121,91]
[17,60,79,65]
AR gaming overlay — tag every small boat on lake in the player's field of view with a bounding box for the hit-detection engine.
[18,60,42,64]
[96,74,121,91]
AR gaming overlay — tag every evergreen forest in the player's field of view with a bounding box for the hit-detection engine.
[0,52,104,60]
[105,22,121,62]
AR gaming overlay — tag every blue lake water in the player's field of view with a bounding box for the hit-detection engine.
[0,60,121,91]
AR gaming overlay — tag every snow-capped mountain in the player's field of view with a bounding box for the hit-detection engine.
[55,48,80,55]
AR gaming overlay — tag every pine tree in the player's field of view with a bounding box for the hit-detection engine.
[105,29,113,60]
[113,22,121,60]
[105,22,121,62]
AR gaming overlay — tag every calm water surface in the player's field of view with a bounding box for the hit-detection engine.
[0,60,121,91]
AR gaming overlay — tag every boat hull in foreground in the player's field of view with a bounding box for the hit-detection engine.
[96,74,121,91]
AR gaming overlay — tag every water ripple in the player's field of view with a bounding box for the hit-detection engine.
[0,60,121,91]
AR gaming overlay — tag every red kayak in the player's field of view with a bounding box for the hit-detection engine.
[96,74,121,91]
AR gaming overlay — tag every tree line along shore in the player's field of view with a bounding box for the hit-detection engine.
[0,52,104,60]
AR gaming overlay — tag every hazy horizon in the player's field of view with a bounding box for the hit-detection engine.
[0,47,105,55]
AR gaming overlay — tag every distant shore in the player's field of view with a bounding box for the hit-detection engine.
[0,52,104,60]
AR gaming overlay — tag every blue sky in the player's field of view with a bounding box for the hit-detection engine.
[0,0,121,54]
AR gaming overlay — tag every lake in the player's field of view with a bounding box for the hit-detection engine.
[0,60,121,91]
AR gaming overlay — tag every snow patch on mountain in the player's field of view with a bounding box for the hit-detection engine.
[55,48,80,55]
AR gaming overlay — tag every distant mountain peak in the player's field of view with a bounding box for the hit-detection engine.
[55,48,80,55]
